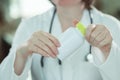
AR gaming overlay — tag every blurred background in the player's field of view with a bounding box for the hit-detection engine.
[0,0,120,63]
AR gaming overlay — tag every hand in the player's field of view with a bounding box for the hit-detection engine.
[17,31,60,59]
[85,24,113,59]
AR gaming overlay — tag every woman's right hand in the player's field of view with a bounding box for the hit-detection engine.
[17,30,61,59]
[15,31,60,75]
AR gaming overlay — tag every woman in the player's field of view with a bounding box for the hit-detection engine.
[0,0,120,80]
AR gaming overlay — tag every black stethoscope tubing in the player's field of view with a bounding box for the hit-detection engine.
[40,8,93,67]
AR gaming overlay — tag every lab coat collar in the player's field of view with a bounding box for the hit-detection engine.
[51,8,91,37]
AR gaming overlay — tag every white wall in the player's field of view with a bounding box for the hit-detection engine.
[10,0,53,18]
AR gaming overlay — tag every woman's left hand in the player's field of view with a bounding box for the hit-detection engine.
[85,24,113,59]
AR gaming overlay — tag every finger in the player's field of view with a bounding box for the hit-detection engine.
[93,30,107,46]
[85,24,96,42]
[98,31,111,48]
[44,32,61,47]
[29,44,50,57]
[35,32,58,55]
[89,25,104,43]
[33,38,57,58]
[40,37,58,55]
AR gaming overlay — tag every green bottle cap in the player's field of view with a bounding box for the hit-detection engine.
[76,22,86,36]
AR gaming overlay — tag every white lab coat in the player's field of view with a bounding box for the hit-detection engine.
[0,7,120,80]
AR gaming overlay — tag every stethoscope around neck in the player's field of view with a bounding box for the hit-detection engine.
[40,8,93,68]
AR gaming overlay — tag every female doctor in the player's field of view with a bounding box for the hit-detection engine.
[0,0,120,80]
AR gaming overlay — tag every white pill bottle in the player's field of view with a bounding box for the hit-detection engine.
[57,22,86,61]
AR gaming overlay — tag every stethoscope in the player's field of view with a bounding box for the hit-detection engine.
[40,7,93,68]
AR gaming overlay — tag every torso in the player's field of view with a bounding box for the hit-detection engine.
[29,7,103,80]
